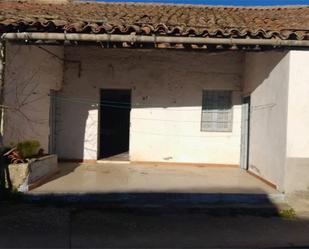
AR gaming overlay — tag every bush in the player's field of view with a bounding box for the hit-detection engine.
[16,140,40,159]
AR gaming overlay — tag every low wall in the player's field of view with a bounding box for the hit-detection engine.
[9,154,58,191]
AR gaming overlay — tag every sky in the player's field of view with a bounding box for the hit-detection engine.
[92,0,309,5]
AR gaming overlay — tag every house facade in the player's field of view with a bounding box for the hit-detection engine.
[0,0,309,194]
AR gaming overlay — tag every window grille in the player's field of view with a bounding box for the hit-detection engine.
[201,90,233,132]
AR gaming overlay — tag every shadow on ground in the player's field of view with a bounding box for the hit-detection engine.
[0,191,309,248]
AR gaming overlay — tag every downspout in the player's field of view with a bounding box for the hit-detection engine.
[1,33,309,47]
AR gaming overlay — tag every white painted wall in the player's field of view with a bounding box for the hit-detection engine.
[285,51,309,193]
[244,51,290,191]
[3,43,63,152]
[286,51,309,158]
[56,47,244,164]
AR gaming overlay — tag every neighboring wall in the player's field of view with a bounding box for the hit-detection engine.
[285,51,309,194]
[3,43,63,152]
[57,47,244,164]
[244,51,289,191]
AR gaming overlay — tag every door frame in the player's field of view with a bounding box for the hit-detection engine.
[240,95,251,170]
[97,88,132,160]
[49,90,58,154]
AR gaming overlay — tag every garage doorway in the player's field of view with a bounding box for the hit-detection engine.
[99,89,131,160]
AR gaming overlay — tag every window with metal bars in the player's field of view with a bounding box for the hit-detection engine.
[201,90,233,132]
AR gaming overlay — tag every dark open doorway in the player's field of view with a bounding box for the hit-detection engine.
[99,89,131,159]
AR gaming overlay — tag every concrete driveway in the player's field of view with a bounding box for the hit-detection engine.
[31,162,279,195]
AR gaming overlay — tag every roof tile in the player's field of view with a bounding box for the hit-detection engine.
[0,1,308,40]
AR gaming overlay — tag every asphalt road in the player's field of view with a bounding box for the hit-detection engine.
[1,203,309,249]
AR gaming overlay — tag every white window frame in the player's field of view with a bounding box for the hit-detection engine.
[201,90,233,132]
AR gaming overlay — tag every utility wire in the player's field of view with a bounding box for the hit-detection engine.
[11,90,276,113]
[53,94,276,112]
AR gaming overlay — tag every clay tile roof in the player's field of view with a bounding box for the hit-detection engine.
[0,1,309,40]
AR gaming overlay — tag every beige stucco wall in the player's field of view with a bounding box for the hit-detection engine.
[56,47,244,164]
[285,51,309,193]
[244,51,290,191]
[3,43,64,152]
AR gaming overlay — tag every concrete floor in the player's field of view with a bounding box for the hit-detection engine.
[98,152,130,162]
[32,162,278,195]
